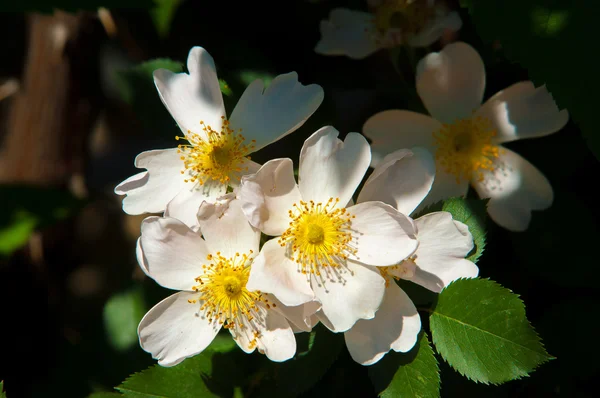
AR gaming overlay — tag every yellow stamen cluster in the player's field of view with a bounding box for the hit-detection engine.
[176,116,256,186]
[279,198,356,277]
[378,258,416,287]
[189,251,273,342]
[433,116,501,183]
[371,0,435,46]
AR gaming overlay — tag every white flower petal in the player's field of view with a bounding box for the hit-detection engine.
[153,47,225,138]
[164,181,227,231]
[136,237,150,277]
[140,216,209,291]
[138,291,221,367]
[196,198,260,258]
[344,282,421,365]
[257,310,297,362]
[315,8,380,59]
[312,261,385,332]
[357,147,435,215]
[472,147,553,232]
[268,295,321,333]
[416,42,485,122]
[247,239,315,306]
[403,212,478,292]
[362,110,440,167]
[229,159,262,188]
[299,126,370,206]
[229,73,324,152]
[475,81,569,144]
[347,201,418,266]
[239,158,302,236]
[414,169,469,214]
[408,10,462,47]
[115,149,185,215]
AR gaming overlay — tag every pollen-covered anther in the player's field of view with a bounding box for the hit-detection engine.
[433,116,501,183]
[279,197,357,276]
[176,117,256,186]
[190,251,267,332]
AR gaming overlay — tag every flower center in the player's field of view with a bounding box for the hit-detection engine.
[372,0,435,45]
[189,251,267,330]
[279,198,356,276]
[176,116,256,186]
[433,117,501,183]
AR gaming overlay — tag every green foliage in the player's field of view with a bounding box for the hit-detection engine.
[219,79,233,97]
[253,323,344,397]
[462,0,599,158]
[103,286,146,352]
[88,393,123,397]
[0,0,154,12]
[117,336,242,397]
[0,185,84,257]
[441,197,487,263]
[369,333,440,398]
[151,0,182,38]
[0,381,5,398]
[430,278,552,384]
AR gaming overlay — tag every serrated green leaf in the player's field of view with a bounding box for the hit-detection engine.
[103,286,146,352]
[117,336,242,398]
[253,323,344,397]
[369,333,440,398]
[441,197,487,263]
[0,381,5,398]
[0,0,153,13]
[0,185,84,257]
[150,0,182,38]
[430,278,552,384]
[463,0,597,158]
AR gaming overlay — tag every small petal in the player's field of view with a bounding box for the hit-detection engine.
[299,126,370,206]
[153,47,225,138]
[347,201,418,266]
[197,198,260,258]
[472,147,553,231]
[239,158,302,236]
[229,73,324,152]
[414,169,469,214]
[408,11,463,47]
[247,239,315,306]
[475,81,569,144]
[416,42,485,123]
[344,283,421,365]
[362,110,440,167]
[357,147,435,215]
[257,310,297,362]
[115,149,185,215]
[404,212,478,293]
[138,291,221,367]
[315,8,380,60]
[312,261,385,332]
[164,181,227,230]
[140,216,209,291]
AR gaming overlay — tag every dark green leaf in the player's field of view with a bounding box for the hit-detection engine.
[103,286,146,352]
[441,197,487,263]
[369,332,440,398]
[430,278,552,384]
[0,185,84,257]
[463,0,598,158]
[253,323,344,397]
[0,0,153,13]
[88,393,123,398]
[0,381,5,398]
[150,0,182,38]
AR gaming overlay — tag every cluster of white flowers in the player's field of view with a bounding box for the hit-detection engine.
[115,7,567,366]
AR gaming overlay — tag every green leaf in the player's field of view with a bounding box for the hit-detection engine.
[253,323,344,397]
[430,278,552,384]
[0,0,154,13]
[0,185,84,257]
[462,0,599,158]
[88,393,123,398]
[0,381,5,398]
[150,0,183,38]
[103,286,146,352]
[369,333,440,398]
[441,197,487,263]
[115,59,183,139]
[117,336,242,398]
[219,79,233,97]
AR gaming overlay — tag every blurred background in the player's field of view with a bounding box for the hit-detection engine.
[0,0,598,397]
